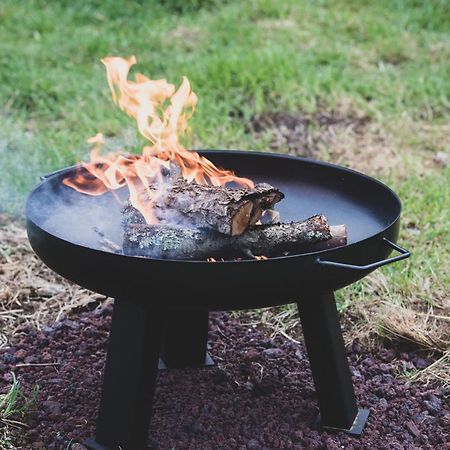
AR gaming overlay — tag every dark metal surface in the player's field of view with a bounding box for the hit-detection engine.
[317,238,410,271]
[94,299,163,449]
[298,292,363,430]
[26,151,408,310]
[158,353,214,370]
[89,302,213,449]
[314,408,370,435]
[161,309,212,368]
[84,438,114,450]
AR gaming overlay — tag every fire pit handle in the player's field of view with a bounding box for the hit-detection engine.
[316,238,410,272]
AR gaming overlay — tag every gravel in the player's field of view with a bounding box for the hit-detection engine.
[0,309,449,449]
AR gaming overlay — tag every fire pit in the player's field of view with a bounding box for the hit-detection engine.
[27,150,409,449]
[25,56,410,449]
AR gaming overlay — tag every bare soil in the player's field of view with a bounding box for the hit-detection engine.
[247,109,402,176]
[1,308,449,450]
[249,110,367,158]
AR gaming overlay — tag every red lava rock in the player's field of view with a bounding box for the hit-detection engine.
[413,357,430,369]
[14,348,27,361]
[324,436,340,449]
[0,311,449,449]
[2,352,16,364]
[24,355,38,364]
[424,394,442,416]
[262,347,285,358]
[440,413,450,426]
[2,372,13,382]
[406,420,421,437]
[243,349,261,362]
[42,400,62,418]
[378,363,391,373]
[246,438,259,449]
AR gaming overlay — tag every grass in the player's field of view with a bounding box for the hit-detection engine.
[0,374,39,450]
[0,0,449,443]
[0,0,448,212]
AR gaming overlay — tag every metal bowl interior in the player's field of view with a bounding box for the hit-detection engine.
[26,151,403,308]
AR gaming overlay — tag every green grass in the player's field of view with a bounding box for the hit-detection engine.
[0,0,449,215]
[0,374,39,450]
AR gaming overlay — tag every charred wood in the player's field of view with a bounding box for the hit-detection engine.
[123,179,284,236]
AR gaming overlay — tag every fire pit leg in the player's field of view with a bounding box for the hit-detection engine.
[298,292,369,435]
[160,309,213,368]
[85,299,164,450]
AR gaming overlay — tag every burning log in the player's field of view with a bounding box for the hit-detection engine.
[122,215,346,260]
[123,179,284,236]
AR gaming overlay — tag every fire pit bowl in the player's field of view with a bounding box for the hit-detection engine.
[26,150,409,449]
[27,151,408,308]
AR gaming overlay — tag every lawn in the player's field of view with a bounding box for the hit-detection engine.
[0,0,449,446]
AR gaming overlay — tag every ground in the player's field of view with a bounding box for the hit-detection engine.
[0,0,449,448]
[1,309,450,449]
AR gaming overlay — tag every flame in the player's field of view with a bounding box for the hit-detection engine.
[63,56,254,224]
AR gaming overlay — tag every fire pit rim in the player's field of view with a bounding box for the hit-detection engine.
[27,150,404,265]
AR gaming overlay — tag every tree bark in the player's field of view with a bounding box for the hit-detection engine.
[123,180,284,236]
[122,214,346,260]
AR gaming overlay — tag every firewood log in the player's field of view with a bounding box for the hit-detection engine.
[122,214,346,260]
[124,179,284,236]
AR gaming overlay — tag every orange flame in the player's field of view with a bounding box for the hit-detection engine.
[63,56,254,223]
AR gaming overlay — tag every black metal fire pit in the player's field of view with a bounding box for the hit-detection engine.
[26,150,409,449]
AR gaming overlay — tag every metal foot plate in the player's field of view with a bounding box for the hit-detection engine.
[84,438,153,450]
[84,438,111,450]
[314,408,370,435]
[158,352,214,370]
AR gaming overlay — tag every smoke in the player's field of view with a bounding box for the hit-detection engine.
[0,122,50,217]
[0,123,140,220]
[36,185,126,250]
[28,165,191,254]
[22,129,144,251]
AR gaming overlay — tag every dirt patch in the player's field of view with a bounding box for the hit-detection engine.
[350,299,450,353]
[167,25,203,50]
[0,215,103,348]
[397,119,450,173]
[1,310,449,449]
[257,19,296,30]
[344,287,450,386]
[247,108,403,176]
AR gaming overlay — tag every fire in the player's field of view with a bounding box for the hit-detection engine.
[64,56,254,224]
[206,257,225,263]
